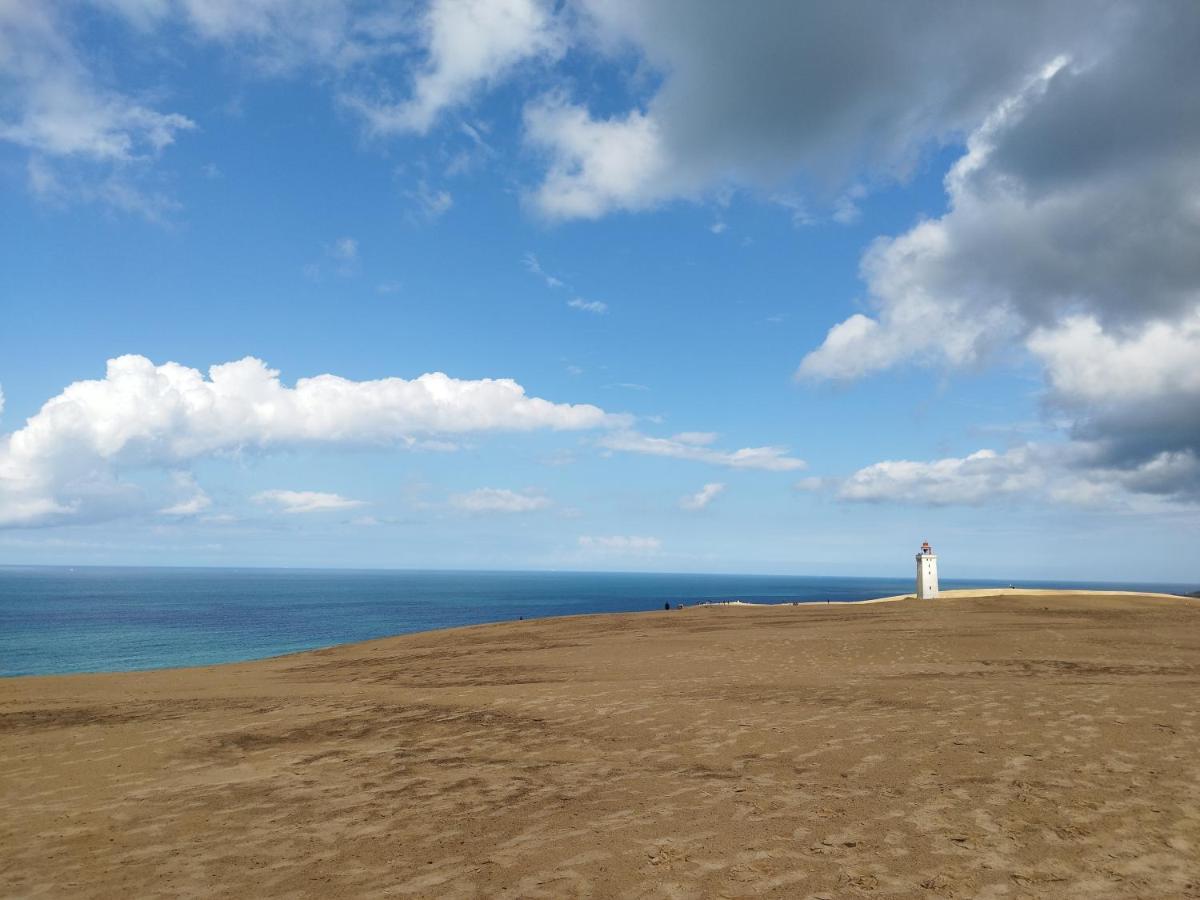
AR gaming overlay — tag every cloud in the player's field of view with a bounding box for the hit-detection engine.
[522,252,565,289]
[1027,312,1200,467]
[254,489,366,514]
[405,179,454,220]
[567,297,608,315]
[0,354,624,527]
[449,487,551,513]
[601,431,805,472]
[330,236,358,261]
[109,0,401,74]
[305,235,361,278]
[797,8,1200,500]
[680,482,724,510]
[837,448,1045,506]
[0,1,194,161]
[346,0,564,135]
[521,255,611,315]
[158,471,212,516]
[832,443,1200,509]
[578,534,661,554]
[524,94,676,220]
[671,431,717,446]
[527,1,1095,219]
[0,0,194,213]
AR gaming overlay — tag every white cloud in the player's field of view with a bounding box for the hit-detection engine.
[671,431,717,446]
[1028,312,1200,409]
[0,384,5,419]
[346,0,564,135]
[680,482,724,510]
[578,534,661,554]
[1027,312,1200,493]
[601,430,805,472]
[405,179,454,220]
[0,354,624,527]
[0,1,194,161]
[567,297,607,315]
[524,94,677,220]
[831,184,866,224]
[0,0,194,213]
[522,252,565,289]
[331,236,358,261]
[110,0,396,73]
[833,444,1200,510]
[158,471,212,516]
[304,235,361,278]
[450,487,551,513]
[254,489,366,514]
[838,448,1044,506]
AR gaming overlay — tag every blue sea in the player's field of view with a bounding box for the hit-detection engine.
[1,566,1193,677]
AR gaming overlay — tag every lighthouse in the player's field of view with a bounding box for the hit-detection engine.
[916,541,939,599]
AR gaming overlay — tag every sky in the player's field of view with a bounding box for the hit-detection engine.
[1,1,1198,581]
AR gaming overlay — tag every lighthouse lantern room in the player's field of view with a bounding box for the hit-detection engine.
[916,541,939,599]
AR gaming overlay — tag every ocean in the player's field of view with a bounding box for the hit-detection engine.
[1,566,1192,677]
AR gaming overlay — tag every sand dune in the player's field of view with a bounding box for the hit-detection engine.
[2,591,1199,898]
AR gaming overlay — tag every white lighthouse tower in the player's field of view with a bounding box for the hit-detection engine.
[916,541,939,599]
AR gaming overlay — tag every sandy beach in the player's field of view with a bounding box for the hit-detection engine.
[2,590,1199,898]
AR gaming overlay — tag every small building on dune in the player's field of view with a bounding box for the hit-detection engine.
[916,541,939,599]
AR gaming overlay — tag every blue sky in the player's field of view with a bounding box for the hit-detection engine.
[1,2,1198,581]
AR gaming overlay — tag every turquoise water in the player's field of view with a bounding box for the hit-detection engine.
[1,566,1193,677]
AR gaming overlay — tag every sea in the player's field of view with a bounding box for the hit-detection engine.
[1,566,1193,678]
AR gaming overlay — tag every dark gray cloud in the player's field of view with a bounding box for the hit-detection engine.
[792,3,1200,500]
[604,0,1099,186]
[528,0,1108,216]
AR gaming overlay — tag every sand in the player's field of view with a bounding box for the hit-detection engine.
[2,591,1199,898]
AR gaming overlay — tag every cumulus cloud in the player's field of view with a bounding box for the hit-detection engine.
[449,487,551,513]
[797,6,1200,501]
[0,354,623,527]
[1027,311,1200,468]
[524,95,677,220]
[680,482,724,511]
[346,0,563,135]
[838,448,1045,506]
[578,534,661,554]
[601,431,805,472]
[254,489,366,514]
